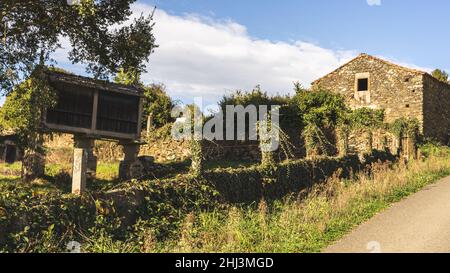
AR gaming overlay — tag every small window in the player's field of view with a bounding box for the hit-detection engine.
[357,78,369,92]
[405,104,410,108]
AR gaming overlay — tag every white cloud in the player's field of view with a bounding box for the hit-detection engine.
[51,2,430,105]
[367,0,382,6]
[50,3,358,104]
[134,3,357,104]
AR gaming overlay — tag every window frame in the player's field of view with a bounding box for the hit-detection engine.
[357,78,369,92]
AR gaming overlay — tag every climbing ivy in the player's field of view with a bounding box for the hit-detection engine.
[389,117,421,152]
[346,108,385,130]
[338,108,386,153]
[0,67,57,151]
[292,88,348,157]
[188,104,204,178]
[389,117,420,139]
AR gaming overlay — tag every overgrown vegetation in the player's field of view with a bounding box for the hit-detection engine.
[0,67,57,151]
[1,144,447,253]
[0,80,445,253]
[163,148,450,253]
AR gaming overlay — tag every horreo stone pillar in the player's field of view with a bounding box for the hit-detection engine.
[23,133,45,181]
[72,136,97,195]
[119,141,142,180]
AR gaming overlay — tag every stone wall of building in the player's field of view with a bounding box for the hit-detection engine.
[422,74,450,144]
[345,128,400,156]
[312,54,425,127]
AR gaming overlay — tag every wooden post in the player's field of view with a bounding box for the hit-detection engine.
[137,97,144,139]
[91,90,99,131]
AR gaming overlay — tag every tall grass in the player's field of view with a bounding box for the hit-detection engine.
[154,150,450,253]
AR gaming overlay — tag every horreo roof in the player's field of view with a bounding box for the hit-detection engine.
[45,70,144,97]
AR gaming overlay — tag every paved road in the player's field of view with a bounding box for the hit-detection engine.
[324,175,450,253]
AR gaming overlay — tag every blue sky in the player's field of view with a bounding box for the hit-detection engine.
[47,0,450,106]
[146,0,448,70]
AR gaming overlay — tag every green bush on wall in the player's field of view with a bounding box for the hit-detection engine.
[205,150,396,203]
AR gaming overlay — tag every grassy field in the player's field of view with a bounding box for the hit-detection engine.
[0,161,120,194]
[1,145,449,253]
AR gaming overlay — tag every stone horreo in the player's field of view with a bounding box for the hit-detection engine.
[312,53,450,144]
[39,70,145,195]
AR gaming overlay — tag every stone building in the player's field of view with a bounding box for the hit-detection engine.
[312,53,450,144]
[0,134,22,163]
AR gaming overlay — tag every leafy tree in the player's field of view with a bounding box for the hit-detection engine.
[142,84,175,129]
[431,69,449,83]
[1,0,157,93]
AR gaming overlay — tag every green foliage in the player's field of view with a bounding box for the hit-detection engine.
[74,0,96,17]
[0,172,221,252]
[113,67,142,85]
[205,151,395,203]
[431,69,449,83]
[218,86,297,152]
[187,103,205,178]
[190,139,204,178]
[159,151,450,253]
[291,88,347,156]
[146,123,174,140]
[0,67,57,151]
[143,84,175,129]
[219,85,290,111]
[389,117,420,139]
[419,142,450,158]
[345,108,385,129]
[183,169,449,253]
[1,0,157,93]
[292,88,348,128]
[302,123,333,157]
[336,108,385,154]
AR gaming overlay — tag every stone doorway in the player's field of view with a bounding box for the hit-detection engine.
[5,145,17,163]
